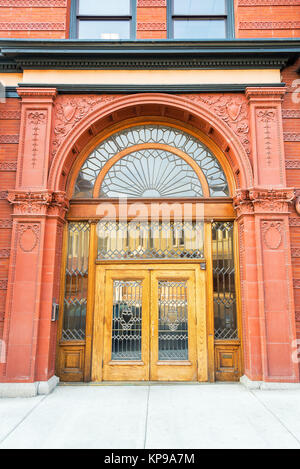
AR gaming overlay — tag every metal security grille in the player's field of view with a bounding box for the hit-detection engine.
[111,280,143,361]
[74,125,229,198]
[97,221,204,260]
[212,222,238,340]
[158,280,189,361]
[62,222,90,341]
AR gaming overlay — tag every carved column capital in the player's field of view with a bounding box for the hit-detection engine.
[48,191,69,219]
[233,189,254,217]
[250,188,295,213]
[17,87,57,103]
[234,187,295,218]
[8,190,53,216]
[245,86,287,104]
[7,190,69,219]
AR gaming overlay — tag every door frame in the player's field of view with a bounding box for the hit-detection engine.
[91,262,207,382]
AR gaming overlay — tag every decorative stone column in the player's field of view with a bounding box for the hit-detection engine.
[235,189,299,387]
[235,86,300,388]
[0,88,69,397]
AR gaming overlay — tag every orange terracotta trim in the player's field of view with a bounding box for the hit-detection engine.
[49,94,252,194]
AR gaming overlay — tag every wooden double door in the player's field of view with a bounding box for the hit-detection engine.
[92,264,207,382]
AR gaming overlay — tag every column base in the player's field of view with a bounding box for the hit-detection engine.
[0,376,59,398]
[240,375,300,390]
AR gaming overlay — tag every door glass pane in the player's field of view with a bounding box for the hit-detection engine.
[173,19,226,39]
[78,20,131,39]
[97,221,204,260]
[212,222,238,340]
[78,0,131,15]
[111,280,142,361]
[158,280,188,361]
[173,0,226,15]
[63,222,90,341]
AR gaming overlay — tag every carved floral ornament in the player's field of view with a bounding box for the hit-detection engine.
[51,94,251,168]
[7,191,69,217]
[51,96,120,159]
[28,111,47,168]
[233,188,295,217]
[184,94,251,156]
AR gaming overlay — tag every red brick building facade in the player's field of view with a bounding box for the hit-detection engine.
[0,0,299,396]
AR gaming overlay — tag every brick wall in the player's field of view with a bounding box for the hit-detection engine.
[235,0,300,38]
[282,57,300,346]
[0,0,70,39]
[136,0,167,39]
[0,0,299,39]
[0,99,20,340]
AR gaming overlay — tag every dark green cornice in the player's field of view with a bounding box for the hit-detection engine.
[0,39,299,71]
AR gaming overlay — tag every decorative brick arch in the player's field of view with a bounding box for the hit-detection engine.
[48,93,254,193]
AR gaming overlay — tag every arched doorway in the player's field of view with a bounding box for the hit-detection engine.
[56,120,242,382]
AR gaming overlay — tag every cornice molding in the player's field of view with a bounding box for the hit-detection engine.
[0,39,299,71]
[17,87,57,100]
[16,83,286,94]
[9,57,289,71]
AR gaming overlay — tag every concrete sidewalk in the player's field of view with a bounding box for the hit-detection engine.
[0,383,300,449]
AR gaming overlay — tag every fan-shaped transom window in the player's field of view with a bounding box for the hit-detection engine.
[74,125,229,199]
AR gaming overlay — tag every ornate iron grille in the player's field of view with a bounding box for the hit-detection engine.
[97,221,204,260]
[74,125,229,198]
[111,280,143,361]
[158,280,189,361]
[212,222,238,340]
[62,222,90,341]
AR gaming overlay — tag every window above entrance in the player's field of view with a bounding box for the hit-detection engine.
[73,125,229,199]
[168,0,234,40]
[72,0,136,39]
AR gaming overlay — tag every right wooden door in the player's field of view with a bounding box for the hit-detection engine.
[150,269,198,381]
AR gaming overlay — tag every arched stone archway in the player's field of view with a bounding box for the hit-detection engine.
[1,87,299,395]
[48,93,253,193]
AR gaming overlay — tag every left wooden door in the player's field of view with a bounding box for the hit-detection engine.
[101,269,151,381]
